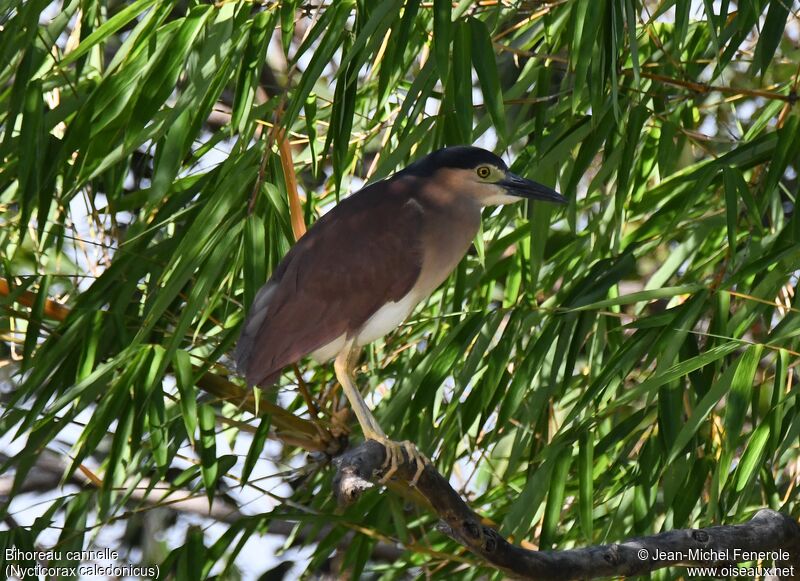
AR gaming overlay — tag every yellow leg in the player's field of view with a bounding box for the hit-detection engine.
[333,343,385,439]
[333,342,430,486]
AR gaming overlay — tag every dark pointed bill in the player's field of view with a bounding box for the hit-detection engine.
[500,172,567,204]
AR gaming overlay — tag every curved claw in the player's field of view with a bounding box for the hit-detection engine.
[404,441,430,487]
[369,436,430,486]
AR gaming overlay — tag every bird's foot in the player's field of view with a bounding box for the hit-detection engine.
[367,435,430,487]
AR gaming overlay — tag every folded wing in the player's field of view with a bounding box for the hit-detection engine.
[235,179,425,386]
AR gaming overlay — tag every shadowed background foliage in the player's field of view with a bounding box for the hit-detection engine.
[1,0,799,578]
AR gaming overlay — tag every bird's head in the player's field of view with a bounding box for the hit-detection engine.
[403,146,567,207]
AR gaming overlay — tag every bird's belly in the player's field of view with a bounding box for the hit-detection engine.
[307,293,419,363]
[356,292,420,346]
[309,334,347,363]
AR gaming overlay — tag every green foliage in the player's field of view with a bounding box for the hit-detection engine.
[1,0,799,578]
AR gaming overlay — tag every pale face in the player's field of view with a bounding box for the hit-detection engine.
[422,163,566,208]
[469,163,522,206]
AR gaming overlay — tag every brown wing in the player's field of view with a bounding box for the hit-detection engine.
[235,176,424,387]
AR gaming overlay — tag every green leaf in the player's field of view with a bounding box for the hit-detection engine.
[761,116,800,207]
[148,386,169,470]
[570,0,599,111]
[503,440,567,539]
[198,403,218,504]
[283,1,353,129]
[432,0,452,82]
[59,0,159,67]
[17,77,45,239]
[578,430,594,542]
[567,284,703,312]
[470,17,506,142]
[632,342,741,398]
[733,422,770,493]
[722,167,739,254]
[449,19,473,144]
[232,9,277,133]
[666,358,739,464]
[751,1,791,76]
[724,345,763,449]
[540,447,571,549]
[173,350,198,446]
[241,415,271,486]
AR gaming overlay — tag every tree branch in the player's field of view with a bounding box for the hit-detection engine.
[333,440,800,581]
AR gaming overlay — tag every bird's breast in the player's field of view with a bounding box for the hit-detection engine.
[413,201,481,297]
[353,199,479,349]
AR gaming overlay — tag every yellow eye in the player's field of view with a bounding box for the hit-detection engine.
[477,166,491,179]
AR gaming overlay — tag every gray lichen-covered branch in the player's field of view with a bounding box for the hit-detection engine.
[333,440,800,581]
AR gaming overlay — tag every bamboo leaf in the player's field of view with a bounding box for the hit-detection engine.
[432,0,452,82]
[241,415,271,486]
[59,0,158,67]
[724,345,763,449]
[470,17,506,142]
[198,403,218,505]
